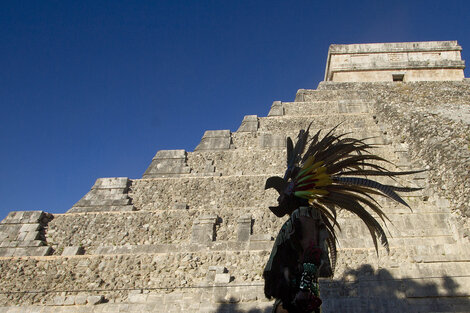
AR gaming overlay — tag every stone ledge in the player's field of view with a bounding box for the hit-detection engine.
[143,150,191,178]
[91,177,129,190]
[328,41,463,54]
[195,130,232,151]
[67,205,136,213]
[330,60,466,72]
[1,211,46,224]
[0,246,52,257]
[267,101,284,117]
[62,246,85,256]
[87,241,275,255]
[237,115,259,132]
[71,178,133,213]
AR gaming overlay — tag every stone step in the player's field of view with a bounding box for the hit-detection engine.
[0,211,53,257]
[69,178,132,213]
[131,175,275,211]
[142,117,413,178]
[269,99,374,116]
[0,211,49,225]
[142,139,418,182]
[230,128,395,150]
[0,250,271,307]
[335,218,453,244]
[91,240,274,255]
[48,210,198,254]
[321,279,470,313]
[184,146,412,178]
[333,244,470,272]
[48,207,282,253]
[0,246,52,257]
[47,200,454,256]
[357,198,448,214]
[4,286,468,313]
[317,80,470,93]
[0,289,274,313]
[1,248,467,310]
[387,260,470,279]
[337,235,456,250]
[258,114,378,133]
[67,205,136,213]
[294,88,369,102]
[185,148,286,177]
[130,174,426,213]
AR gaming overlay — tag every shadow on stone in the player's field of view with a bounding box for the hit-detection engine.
[214,300,271,313]
[213,264,470,312]
[320,264,470,312]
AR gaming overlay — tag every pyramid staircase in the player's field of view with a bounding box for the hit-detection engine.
[1,82,469,313]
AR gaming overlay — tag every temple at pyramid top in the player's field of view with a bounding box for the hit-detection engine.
[324,40,465,82]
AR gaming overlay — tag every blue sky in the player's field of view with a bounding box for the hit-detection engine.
[1,0,469,219]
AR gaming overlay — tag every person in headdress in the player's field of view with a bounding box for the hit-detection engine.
[263,126,421,313]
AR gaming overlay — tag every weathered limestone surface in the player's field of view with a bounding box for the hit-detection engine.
[1,42,469,312]
[185,149,286,177]
[0,250,271,306]
[130,176,278,211]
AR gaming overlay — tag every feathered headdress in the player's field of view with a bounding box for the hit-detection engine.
[265,124,422,255]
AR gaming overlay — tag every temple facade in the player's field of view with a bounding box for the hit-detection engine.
[324,41,465,82]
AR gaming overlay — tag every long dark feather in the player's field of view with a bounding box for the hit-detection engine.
[322,142,373,166]
[327,155,391,174]
[333,190,390,224]
[302,126,342,160]
[312,203,340,230]
[328,184,384,205]
[320,213,340,242]
[302,129,340,163]
[388,186,423,192]
[325,236,337,274]
[337,169,426,177]
[333,176,411,207]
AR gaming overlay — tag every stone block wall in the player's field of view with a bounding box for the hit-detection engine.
[68,177,134,213]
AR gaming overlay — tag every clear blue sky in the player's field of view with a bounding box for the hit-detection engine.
[1,0,469,219]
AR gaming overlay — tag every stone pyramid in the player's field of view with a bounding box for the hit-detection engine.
[1,41,469,313]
